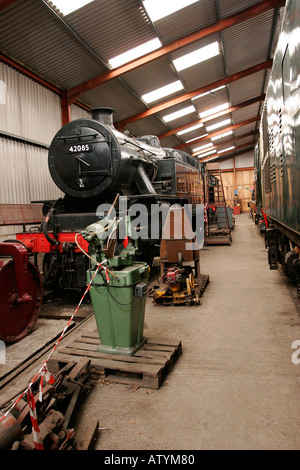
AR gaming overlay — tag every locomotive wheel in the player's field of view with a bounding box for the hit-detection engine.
[0,260,42,343]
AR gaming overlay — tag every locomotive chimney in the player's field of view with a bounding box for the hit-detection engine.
[90,107,115,127]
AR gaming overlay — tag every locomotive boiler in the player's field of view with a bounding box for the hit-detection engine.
[0,107,206,342]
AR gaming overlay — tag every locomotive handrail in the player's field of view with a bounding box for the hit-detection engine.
[121,138,158,156]
[57,132,99,140]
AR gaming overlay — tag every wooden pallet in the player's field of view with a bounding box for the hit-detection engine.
[206,235,232,245]
[55,336,182,389]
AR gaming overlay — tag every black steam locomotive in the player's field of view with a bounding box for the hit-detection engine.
[17,107,205,291]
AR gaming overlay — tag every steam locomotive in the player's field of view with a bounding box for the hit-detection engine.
[16,107,206,292]
[252,0,300,290]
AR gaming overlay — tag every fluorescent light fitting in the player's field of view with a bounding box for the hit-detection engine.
[193,142,214,152]
[206,119,231,132]
[173,41,219,72]
[108,38,161,69]
[142,80,184,104]
[218,146,235,154]
[177,123,204,136]
[143,0,199,22]
[51,0,95,15]
[163,105,196,123]
[199,102,229,118]
[192,85,226,101]
[211,131,233,141]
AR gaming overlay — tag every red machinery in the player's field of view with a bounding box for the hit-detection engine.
[0,242,42,343]
[0,229,90,343]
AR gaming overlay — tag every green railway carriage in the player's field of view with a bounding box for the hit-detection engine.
[256,0,300,281]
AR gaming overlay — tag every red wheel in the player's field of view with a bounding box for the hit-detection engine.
[0,260,42,343]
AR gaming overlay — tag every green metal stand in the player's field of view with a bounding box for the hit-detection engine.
[82,215,149,355]
[87,262,149,355]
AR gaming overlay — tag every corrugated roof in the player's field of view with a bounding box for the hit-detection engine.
[79,79,147,121]
[0,0,106,89]
[65,0,156,63]
[218,0,261,17]
[228,70,267,104]
[153,0,218,43]
[0,0,285,162]
[223,10,275,74]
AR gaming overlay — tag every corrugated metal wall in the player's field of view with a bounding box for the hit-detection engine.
[0,62,61,144]
[0,137,62,204]
[0,62,72,207]
[70,103,90,120]
[220,152,254,170]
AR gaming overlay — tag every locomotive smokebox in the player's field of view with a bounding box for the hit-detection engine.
[48,106,121,198]
[90,107,115,127]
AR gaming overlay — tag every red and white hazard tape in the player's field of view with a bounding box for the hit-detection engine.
[27,388,44,450]
[204,203,208,236]
[0,260,104,448]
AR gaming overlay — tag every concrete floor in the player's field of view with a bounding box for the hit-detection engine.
[69,214,300,450]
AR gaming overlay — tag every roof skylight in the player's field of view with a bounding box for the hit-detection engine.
[211,130,233,141]
[192,85,226,101]
[143,0,199,22]
[193,142,214,153]
[51,0,95,15]
[199,102,229,118]
[206,119,231,132]
[185,134,208,143]
[177,123,204,136]
[142,80,184,104]
[218,146,235,154]
[173,41,220,72]
[108,38,162,69]
[201,155,220,162]
[163,105,196,123]
[196,149,216,158]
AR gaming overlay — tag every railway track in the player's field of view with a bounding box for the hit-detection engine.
[0,289,94,398]
[0,294,100,450]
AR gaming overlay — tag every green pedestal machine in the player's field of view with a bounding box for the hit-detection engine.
[82,215,149,355]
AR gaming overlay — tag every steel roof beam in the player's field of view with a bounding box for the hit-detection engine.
[0,0,20,10]
[67,0,284,103]
[117,61,270,130]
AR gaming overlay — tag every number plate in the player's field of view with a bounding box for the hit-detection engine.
[68,144,92,153]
